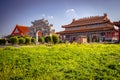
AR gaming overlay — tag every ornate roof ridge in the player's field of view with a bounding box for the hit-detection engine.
[62,13,109,28]
[72,15,105,23]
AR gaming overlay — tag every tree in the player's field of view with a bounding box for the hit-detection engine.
[25,37,31,44]
[10,37,18,45]
[45,36,52,43]
[31,38,36,44]
[0,38,6,45]
[38,37,44,44]
[19,37,25,44]
[52,35,59,44]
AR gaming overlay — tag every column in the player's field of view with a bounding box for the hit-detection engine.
[36,31,39,44]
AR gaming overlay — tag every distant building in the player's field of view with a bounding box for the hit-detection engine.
[11,24,30,36]
[57,13,119,43]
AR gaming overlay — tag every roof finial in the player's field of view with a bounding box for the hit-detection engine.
[104,13,107,17]
[72,18,75,22]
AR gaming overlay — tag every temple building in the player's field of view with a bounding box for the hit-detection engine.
[11,24,30,36]
[57,13,119,43]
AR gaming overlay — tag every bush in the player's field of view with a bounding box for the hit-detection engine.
[10,37,18,45]
[38,37,44,44]
[52,35,59,44]
[19,37,25,44]
[25,37,31,44]
[31,38,36,44]
[0,38,6,45]
[87,36,90,43]
[45,36,52,43]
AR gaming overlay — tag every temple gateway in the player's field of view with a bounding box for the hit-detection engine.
[57,13,119,43]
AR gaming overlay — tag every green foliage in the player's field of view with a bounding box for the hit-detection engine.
[31,38,36,44]
[45,35,52,43]
[52,35,60,44]
[87,36,90,43]
[0,38,6,45]
[19,37,25,44]
[38,37,44,44]
[25,37,31,44]
[10,36,18,45]
[0,44,120,80]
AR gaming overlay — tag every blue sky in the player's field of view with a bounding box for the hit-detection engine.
[0,0,120,37]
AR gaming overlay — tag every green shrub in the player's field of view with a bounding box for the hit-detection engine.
[31,38,36,44]
[19,37,25,44]
[52,35,59,44]
[45,36,52,43]
[87,36,90,43]
[0,38,6,45]
[38,37,44,44]
[59,40,63,43]
[25,37,31,44]
[10,37,18,45]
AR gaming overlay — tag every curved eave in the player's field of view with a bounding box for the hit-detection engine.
[113,21,120,27]
[62,21,110,28]
[57,26,116,35]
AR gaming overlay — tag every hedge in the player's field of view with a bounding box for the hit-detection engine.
[25,37,31,44]
[0,38,6,45]
[52,35,59,44]
[45,36,52,43]
[31,38,36,44]
[10,37,18,45]
[19,37,25,44]
[38,37,44,44]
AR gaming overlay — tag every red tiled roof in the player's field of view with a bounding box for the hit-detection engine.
[113,21,120,27]
[57,26,115,34]
[16,25,30,34]
[62,13,110,28]
[11,24,30,36]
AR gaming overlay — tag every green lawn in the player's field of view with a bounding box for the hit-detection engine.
[0,44,120,80]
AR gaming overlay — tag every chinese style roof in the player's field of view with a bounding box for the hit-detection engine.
[62,13,110,28]
[57,25,115,34]
[11,24,30,36]
[113,21,120,27]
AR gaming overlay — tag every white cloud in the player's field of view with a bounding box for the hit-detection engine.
[40,14,54,19]
[65,9,78,18]
[66,9,75,13]
[47,16,54,19]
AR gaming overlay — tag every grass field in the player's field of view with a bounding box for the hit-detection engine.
[0,44,120,80]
